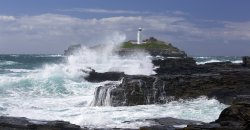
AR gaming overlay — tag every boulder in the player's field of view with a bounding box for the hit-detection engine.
[0,116,81,130]
[183,95,250,130]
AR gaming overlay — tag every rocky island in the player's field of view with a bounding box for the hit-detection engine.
[1,37,250,130]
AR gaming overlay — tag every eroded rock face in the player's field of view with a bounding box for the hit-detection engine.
[92,70,250,107]
[92,75,172,106]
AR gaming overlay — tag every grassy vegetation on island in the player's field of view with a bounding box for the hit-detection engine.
[121,37,179,51]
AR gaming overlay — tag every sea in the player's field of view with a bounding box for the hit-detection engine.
[0,48,238,128]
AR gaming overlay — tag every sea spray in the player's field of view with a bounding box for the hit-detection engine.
[90,80,122,106]
[66,33,155,75]
[0,36,234,128]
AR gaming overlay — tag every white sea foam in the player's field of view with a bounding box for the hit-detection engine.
[34,54,64,57]
[8,69,38,73]
[65,33,155,75]
[196,59,242,65]
[0,34,228,129]
[0,96,227,128]
[0,60,20,66]
[232,60,242,64]
[196,59,222,65]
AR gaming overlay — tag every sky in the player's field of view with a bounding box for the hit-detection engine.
[0,0,250,56]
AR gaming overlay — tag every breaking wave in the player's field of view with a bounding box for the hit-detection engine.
[0,34,228,128]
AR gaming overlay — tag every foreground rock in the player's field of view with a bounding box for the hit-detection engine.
[0,116,81,130]
[1,96,249,130]
[0,116,203,130]
[184,95,250,130]
[136,117,202,130]
[92,69,250,106]
[243,56,250,67]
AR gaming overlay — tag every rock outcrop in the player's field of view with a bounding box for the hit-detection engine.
[152,57,198,75]
[0,116,81,130]
[183,95,250,130]
[92,69,250,106]
[137,117,202,130]
[243,56,250,67]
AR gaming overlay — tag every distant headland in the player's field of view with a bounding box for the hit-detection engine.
[64,37,186,57]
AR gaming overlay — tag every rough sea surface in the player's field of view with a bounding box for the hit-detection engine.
[0,53,234,128]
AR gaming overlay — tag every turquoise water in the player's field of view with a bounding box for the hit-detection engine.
[0,54,64,71]
[0,54,230,128]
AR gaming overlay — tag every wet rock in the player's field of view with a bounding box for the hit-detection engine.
[137,117,202,130]
[0,116,81,130]
[183,96,250,130]
[214,95,250,129]
[84,70,125,82]
[83,128,136,130]
[144,117,202,126]
[90,75,167,106]
[183,123,240,130]
[243,56,250,67]
[93,69,250,106]
[152,57,198,75]
[140,125,176,130]
[91,82,120,106]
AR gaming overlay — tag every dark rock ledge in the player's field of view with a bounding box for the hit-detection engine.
[0,116,81,130]
[91,69,250,106]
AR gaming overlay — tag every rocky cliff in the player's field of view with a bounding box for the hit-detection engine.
[91,68,250,106]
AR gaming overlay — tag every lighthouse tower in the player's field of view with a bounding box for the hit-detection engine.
[137,28,142,44]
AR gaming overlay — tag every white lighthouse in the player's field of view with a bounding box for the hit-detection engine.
[137,28,142,44]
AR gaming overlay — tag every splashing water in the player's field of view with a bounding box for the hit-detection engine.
[66,35,155,76]
[0,33,228,128]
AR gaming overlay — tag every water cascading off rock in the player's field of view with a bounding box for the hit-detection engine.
[91,75,169,106]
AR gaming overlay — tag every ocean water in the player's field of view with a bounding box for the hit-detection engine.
[194,56,242,64]
[0,49,234,128]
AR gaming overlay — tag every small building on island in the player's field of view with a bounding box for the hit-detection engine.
[130,28,146,44]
